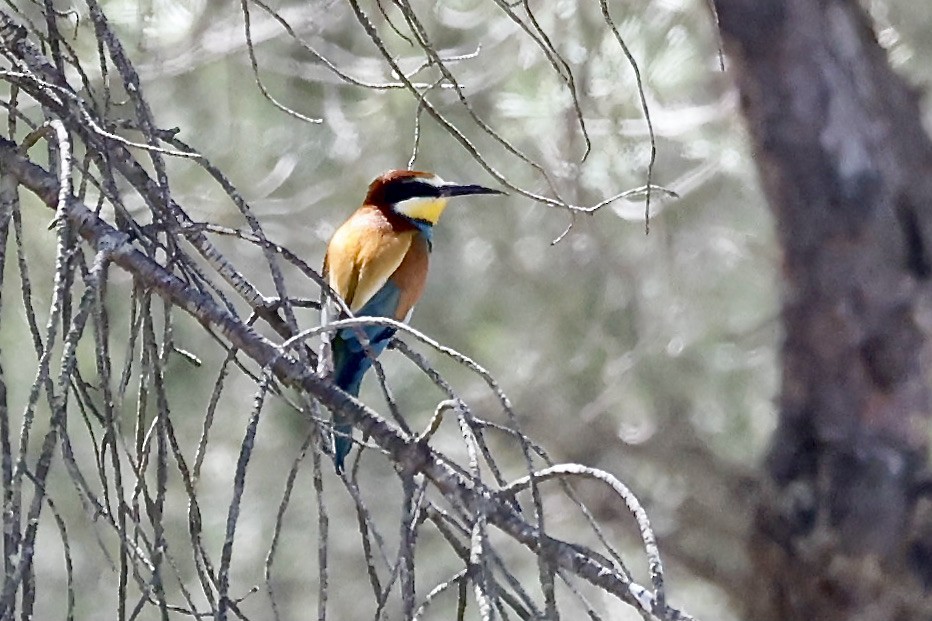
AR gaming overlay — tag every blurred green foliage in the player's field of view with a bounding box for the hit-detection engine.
[3,0,931,618]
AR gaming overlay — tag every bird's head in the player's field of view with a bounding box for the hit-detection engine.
[365,169,503,226]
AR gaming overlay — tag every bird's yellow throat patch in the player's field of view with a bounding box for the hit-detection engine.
[394,197,449,224]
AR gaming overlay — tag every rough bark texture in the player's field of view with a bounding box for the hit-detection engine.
[713,0,932,619]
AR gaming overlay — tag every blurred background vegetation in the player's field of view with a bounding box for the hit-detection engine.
[3,0,932,619]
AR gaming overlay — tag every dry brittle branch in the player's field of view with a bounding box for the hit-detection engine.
[0,4,700,620]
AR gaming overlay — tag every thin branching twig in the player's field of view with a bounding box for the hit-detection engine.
[0,5,698,621]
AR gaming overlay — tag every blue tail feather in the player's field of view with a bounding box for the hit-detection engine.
[328,283,403,472]
[330,323,396,473]
[332,422,354,474]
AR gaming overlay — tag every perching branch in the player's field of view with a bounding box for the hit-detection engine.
[0,4,704,620]
[0,129,695,621]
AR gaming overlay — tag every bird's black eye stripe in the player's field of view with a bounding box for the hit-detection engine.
[382,179,441,205]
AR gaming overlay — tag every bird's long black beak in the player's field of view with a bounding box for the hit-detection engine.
[440,183,505,197]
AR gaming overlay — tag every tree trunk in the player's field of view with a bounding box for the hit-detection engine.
[713,0,932,618]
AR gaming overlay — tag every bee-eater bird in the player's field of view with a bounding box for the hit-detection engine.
[322,169,503,472]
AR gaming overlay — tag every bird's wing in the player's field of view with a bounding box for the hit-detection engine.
[325,223,414,314]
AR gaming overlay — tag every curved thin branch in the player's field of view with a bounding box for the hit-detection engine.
[0,136,695,621]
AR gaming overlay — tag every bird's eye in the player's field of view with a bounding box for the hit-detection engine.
[384,179,440,205]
